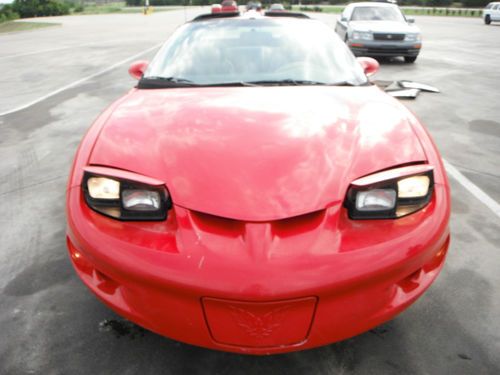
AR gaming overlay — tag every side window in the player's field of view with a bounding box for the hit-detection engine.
[342,7,352,21]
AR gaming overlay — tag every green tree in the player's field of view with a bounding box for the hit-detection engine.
[12,0,70,18]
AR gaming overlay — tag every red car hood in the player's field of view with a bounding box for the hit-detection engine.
[90,86,426,221]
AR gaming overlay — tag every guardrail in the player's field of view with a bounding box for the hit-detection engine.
[400,6,483,17]
[295,5,484,17]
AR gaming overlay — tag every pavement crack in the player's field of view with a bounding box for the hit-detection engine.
[0,175,65,197]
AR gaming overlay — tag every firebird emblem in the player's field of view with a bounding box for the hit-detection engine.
[229,305,291,339]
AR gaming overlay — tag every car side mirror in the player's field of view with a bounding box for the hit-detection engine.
[129,60,149,80]
[356,57,379,77]
[407,17,415,24]
[340,16,348,22]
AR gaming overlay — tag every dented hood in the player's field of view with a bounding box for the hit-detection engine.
[90,86,426,221]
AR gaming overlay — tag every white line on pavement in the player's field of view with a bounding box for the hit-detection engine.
[0,39,158,60]
[0,42,162,117]
[444,159,500,219]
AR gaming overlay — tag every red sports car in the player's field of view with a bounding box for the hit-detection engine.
[66,12,450,354]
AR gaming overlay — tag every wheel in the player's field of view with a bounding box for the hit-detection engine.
[404,56,417,63]
[484,15,491,25]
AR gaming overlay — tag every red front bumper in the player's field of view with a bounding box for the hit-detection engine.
[66,184,450,354]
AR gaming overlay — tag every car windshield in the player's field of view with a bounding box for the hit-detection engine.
[141,18,368,88]
[270,4,284,10]
[351,6,405,22]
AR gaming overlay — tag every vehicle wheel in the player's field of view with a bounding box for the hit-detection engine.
[404,56,417,63]
[484,15,491,25]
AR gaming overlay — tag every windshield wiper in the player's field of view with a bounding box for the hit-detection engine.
[197,81,261,87]
[242,79,367,87]
[330,81,370,87]
[145,76,195,83]
[138,78,260,89]
[243,79,328,86]
[138,76,199,88]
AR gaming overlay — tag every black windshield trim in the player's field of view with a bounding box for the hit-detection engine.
[137,79,371,89]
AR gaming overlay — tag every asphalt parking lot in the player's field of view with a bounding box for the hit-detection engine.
[1,8,499,375]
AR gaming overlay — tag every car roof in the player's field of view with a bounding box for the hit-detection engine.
[192,11,310,22]
[347,2,398,8]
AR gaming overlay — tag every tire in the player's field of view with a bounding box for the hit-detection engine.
[484,15,491,25]
[404,56,417,63]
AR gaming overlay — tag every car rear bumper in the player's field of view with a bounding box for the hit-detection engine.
[349,41,421,57]
[67,184,450,354]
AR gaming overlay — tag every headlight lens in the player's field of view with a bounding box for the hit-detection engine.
[352,31,373,41]
[345,167,434,219]
[83,172,170,221]
[122,189,161,211]
[87,177,120,199]
[356,189,396,212]
[404,33,422,42]
[397,175,430,198]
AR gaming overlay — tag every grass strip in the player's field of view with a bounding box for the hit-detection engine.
[0,21,59,34]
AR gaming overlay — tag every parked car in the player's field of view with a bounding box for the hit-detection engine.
[483,2,500,24]
[246,1,262,11]
[268,3,285,11]
[221,0,238,12]
[211,4,222,13]
[335,2,421,63]
[67,11,450,355]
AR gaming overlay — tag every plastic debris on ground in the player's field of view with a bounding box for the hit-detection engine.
[374,80,440,99]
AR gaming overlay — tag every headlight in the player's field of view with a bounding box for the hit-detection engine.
[356,189,397,212]
[345,165,434,219]
[82,171,171,221]
[352,31,373,41]
[122,189,161,211]
[397,175,430,198]
[87,177,120,199]
[404,33,422,42]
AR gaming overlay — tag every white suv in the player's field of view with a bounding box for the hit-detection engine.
[484,2,500,24]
